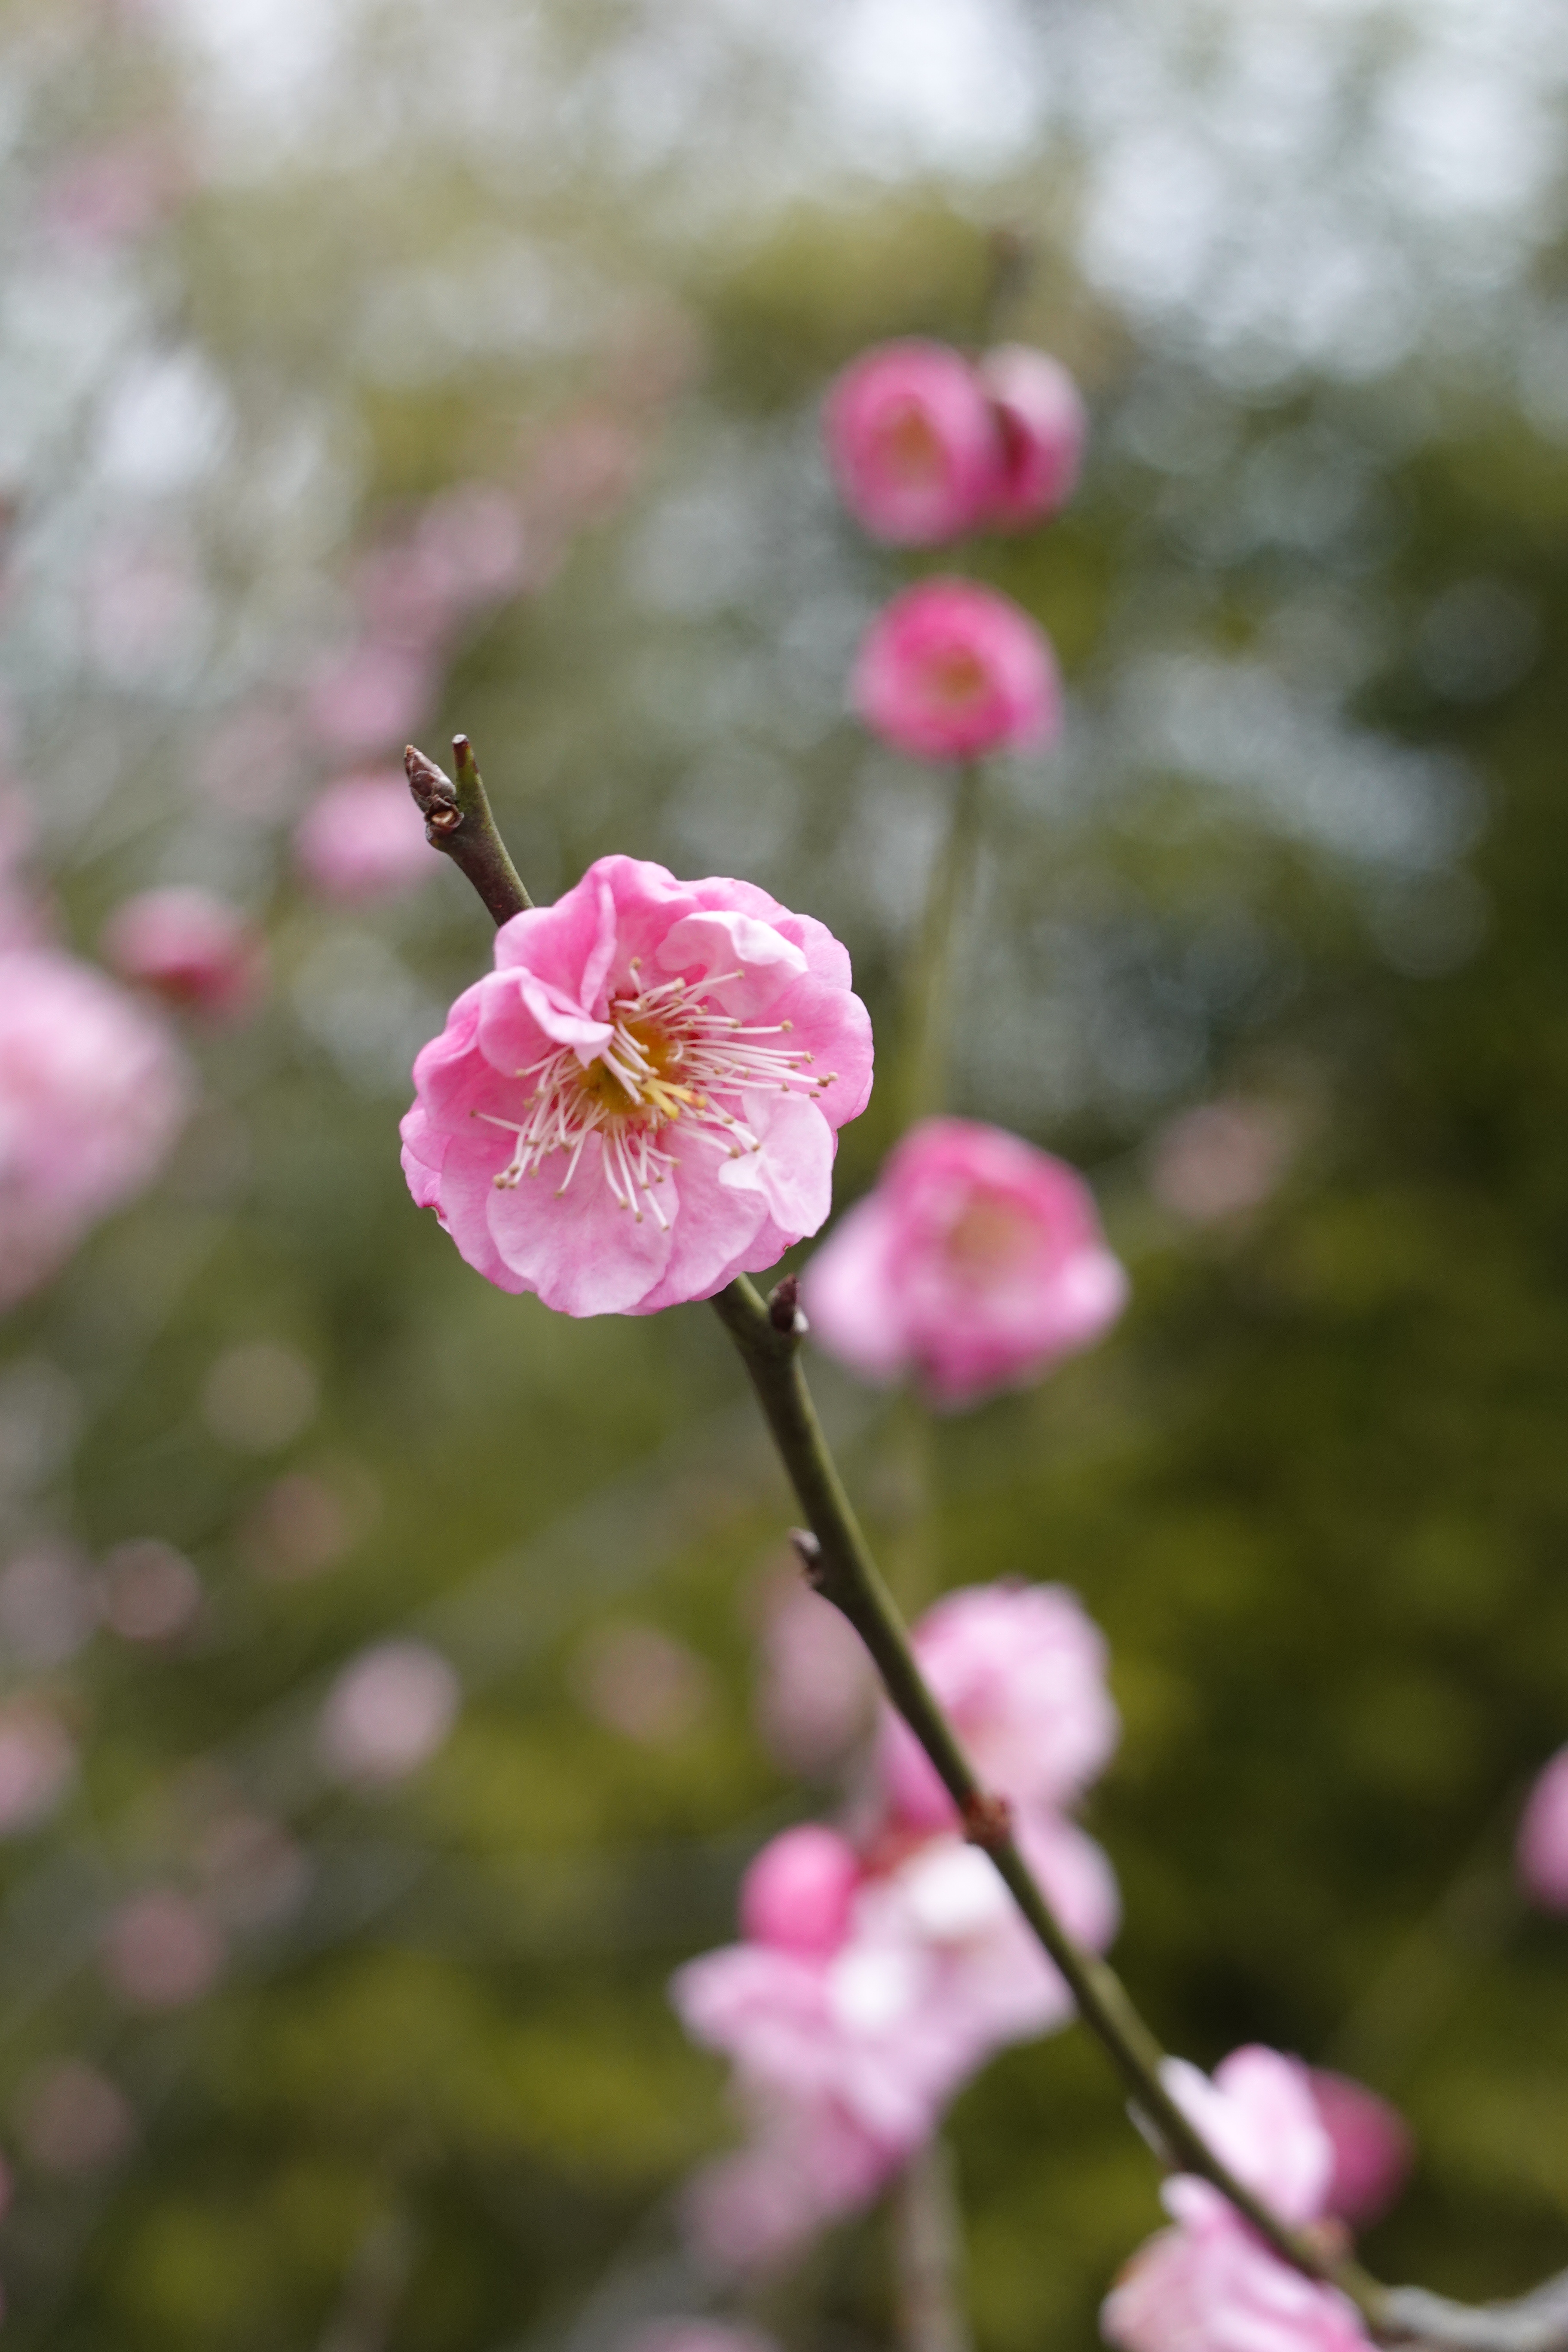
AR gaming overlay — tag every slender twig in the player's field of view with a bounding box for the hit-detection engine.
[410,765,1568,2352]
[708,1271,1387,2328]
[894,2137,974,2352]
[902,763,984,1129]
[405,736,531,925]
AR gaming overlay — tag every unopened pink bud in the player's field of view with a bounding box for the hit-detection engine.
[1518,1743,1568,1910]
[824,340,998,546]
[103,888,266,1020]
[978,346,1087,529]
[1308,2069,1413,2230]
[739,1824,861,1957]
[294,772,433,904]
[853,579,1059,763]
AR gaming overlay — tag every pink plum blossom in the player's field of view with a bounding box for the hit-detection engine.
[979,346,1087,529]
[318,1640,461,1786]
[103,888,266,1020]
[0,949,189,1309]
[1517,1743,1568,1911]
[824,340,1000,546]
[1103,2048,1375,2352]
[740,1825,862,1957]
[619,2325,779,2352]
[875,1580,1118,1834]
[402,856,873,1317]
[753,1569,873,1775]
[101,1891,226,2011]
[804,1117,1127,1410]
[0,1697,76,1832]
[1102,2194,1372,2352]
[1309,2070,1413,2231]
[672,1809,1117,2272]
[853,579,1059,762]
[294,772,435,903]
[1149,1100,1296,1226]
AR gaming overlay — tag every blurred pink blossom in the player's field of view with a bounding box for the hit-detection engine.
[1309,2069,1413,2231]
[240,1467,374,1581]
[196,705,305,821]
[1104,2048,1374,2352]
[318,1639,461,1786]
[102,1890,226,2010]
[1149,1100,1297,1225]
[876,1580,1118,1834]
[753,1569,872,1775]
[17,2058,136,2175]
[0,1697,75,1832]
[804,1118,1127,1410]
[671,1793,1118,2272]
[978,346,1087,529]
[307,644,436,759]
[401,858,873,1317]
[1517,1743,1568,1910]
[0,1544,95,1666]
[103,888,266,1021]
[739,1825,861,1957]
[98,1539,203,1643]
[574,1623,714,1746]
[824,340,999,546]
[294,772,433,904]
[0,949,189,1308]
[853,580,1059,762]
[620,2325,779,2352]
[81,533,208,685]
[38,136,187,251]
[1103,2190,1371,2352]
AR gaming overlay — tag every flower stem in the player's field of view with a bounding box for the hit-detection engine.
[902,762,984,1129]
[894,2138,973,2352]
[405,736,532,925]
[710,1271,1390,2334]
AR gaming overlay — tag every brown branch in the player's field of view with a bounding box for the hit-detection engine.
[404,735,531,926]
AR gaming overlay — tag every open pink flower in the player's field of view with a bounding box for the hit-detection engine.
[103,888,266,1020]
[804,1118,1127,1409]
[824,340,1000,546]
[1104,2048,1375,2352]
[1518,1743,1568,1910]
[0,949,189,1309]
[876,1580,1118,1834]
[979,346,1087,529]
[672,1808,1117,2272]
[402,857,873,1317]
[295,772,434,903]
[853,579,1059,762]
[1103,2196,1372,2352]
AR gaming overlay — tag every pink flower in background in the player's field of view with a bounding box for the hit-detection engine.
[1104,2047,1375,2352]
[804,1118,1127,1410]
[17,2058,136,2176]
[573,1623,714,1745]
[307,643,435,758]
[294,772,434,903]
[0,1697,76,1832]
[103,888,266,1020]
[672,1592,1120,2275]
[402,856,873,1317]
[318,1639,461,1786]
[853,579,1059,762]
[1309,2069,1413,2231]
[1149,1100,1297,1226]
[1103,2194,1372,2352]
[102,1890,226,2011]
[98,1539,203,1643]
[739,1825,862,1957]
[978,346,1087,528]
[753,1570,873,1775]
[620,2325,779,2352]
[0,949,189,1310]
[824,340,999,546]
[876,1581,1118,1834]
[1517,1744,1568,1910]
